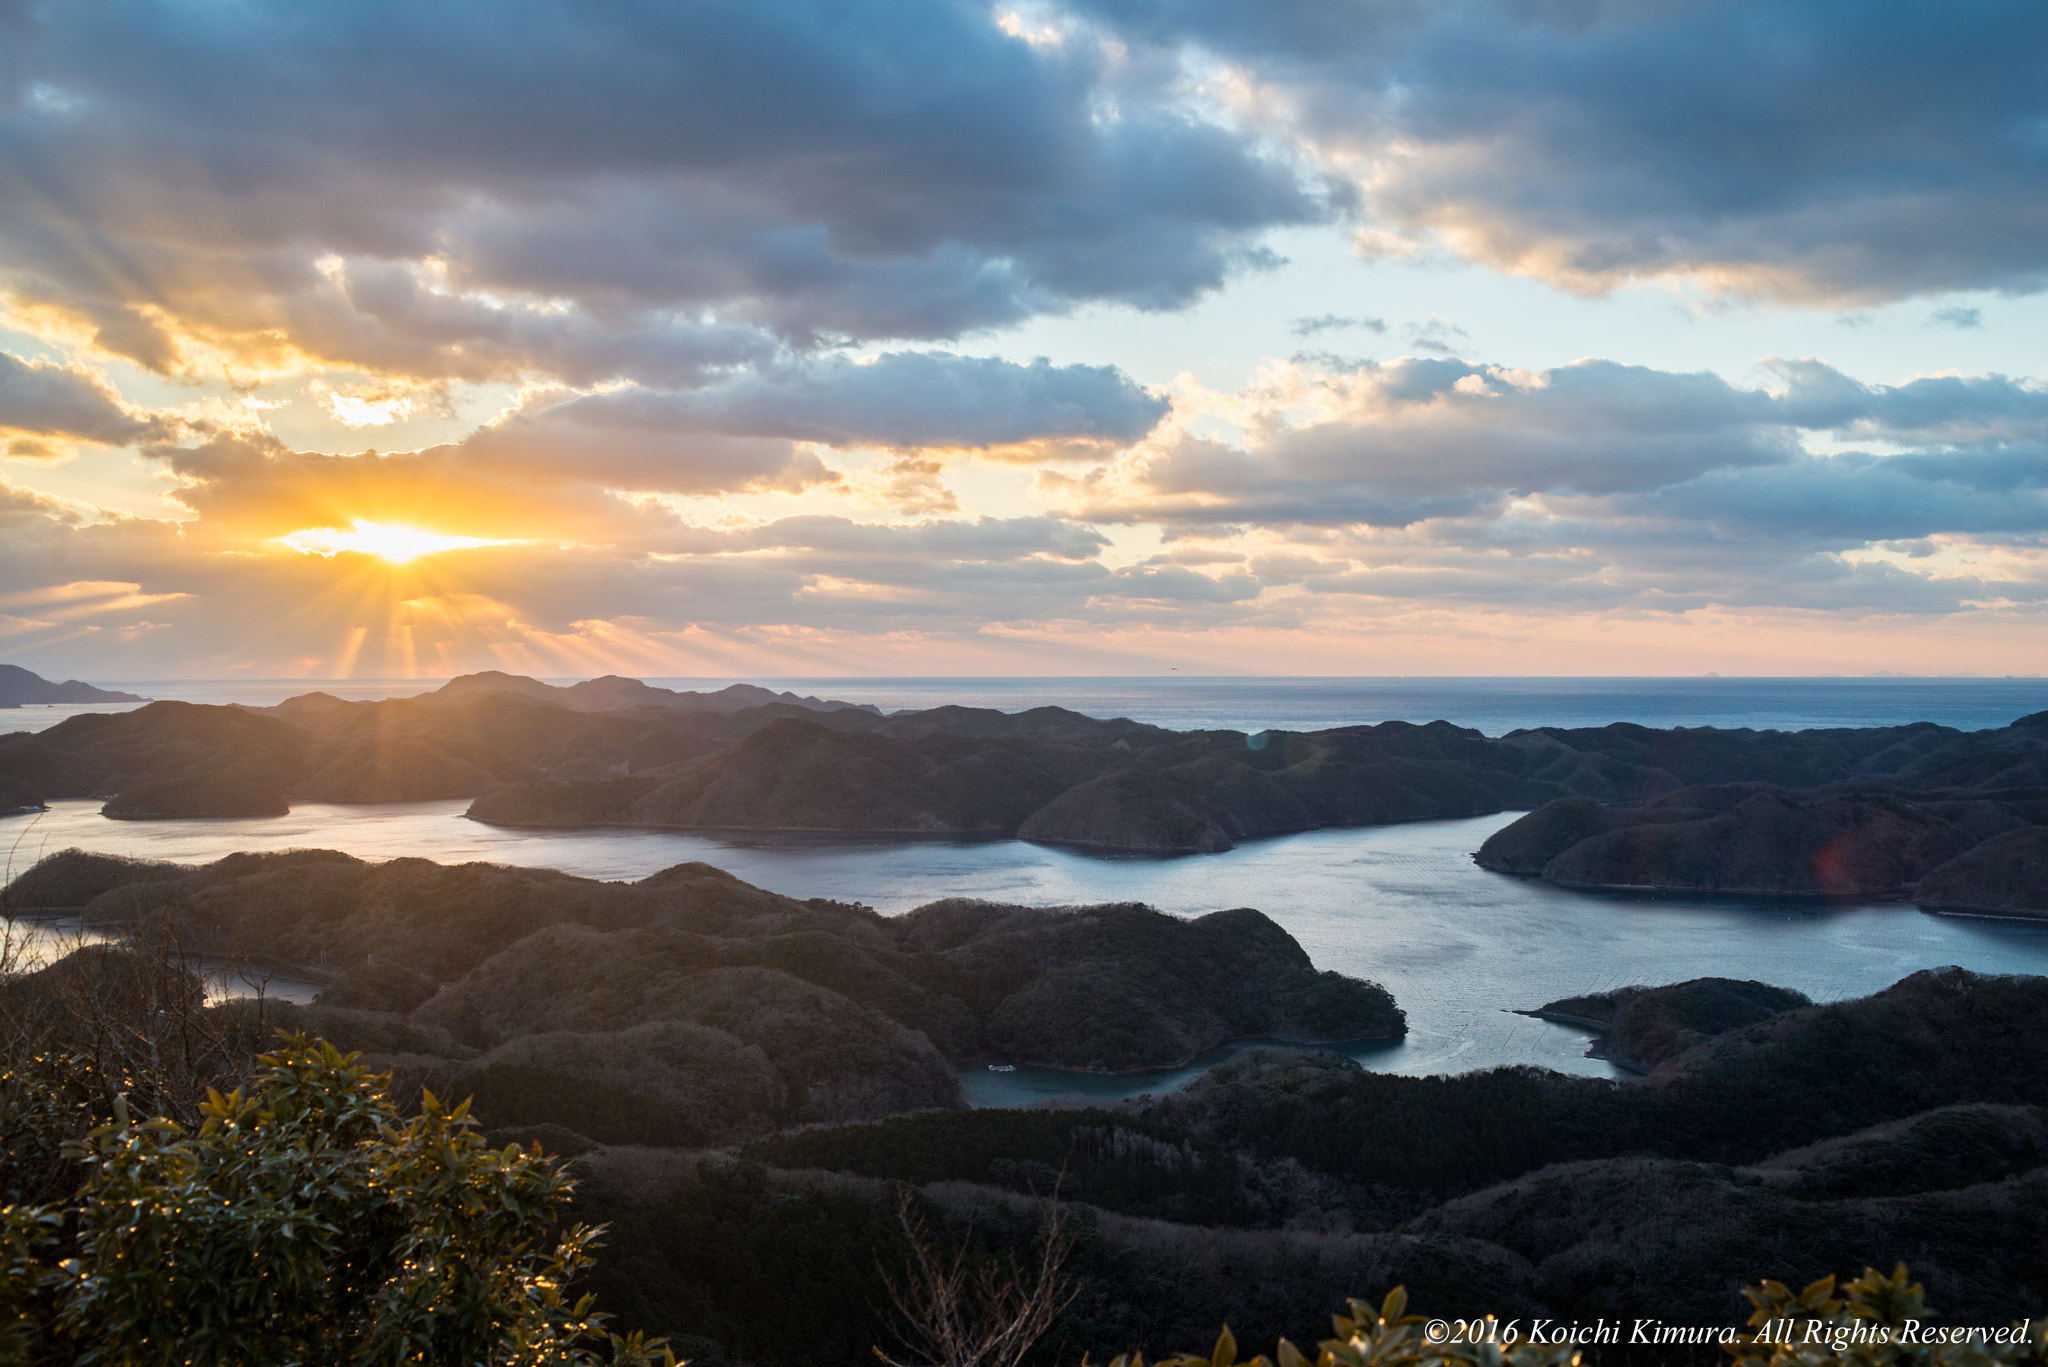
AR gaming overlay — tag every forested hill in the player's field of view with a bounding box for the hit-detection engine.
[2,667,2046,855]
[1477,710,2048,911]
[4,847,1402,1138]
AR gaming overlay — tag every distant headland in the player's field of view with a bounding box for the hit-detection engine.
[0,663,145,708]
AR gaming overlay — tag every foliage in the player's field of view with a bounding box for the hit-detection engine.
[1732,1265,2047,1366]
[1105,1269,2048,1367]
[1098,1287,1578,1367]
[2,1035,673,1367]
[0,1205,60,1362]
[0,1053,126,1208]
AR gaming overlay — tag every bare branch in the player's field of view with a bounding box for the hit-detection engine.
[876,1185,1079,1367]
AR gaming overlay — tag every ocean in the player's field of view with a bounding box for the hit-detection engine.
[9,674,2047,737]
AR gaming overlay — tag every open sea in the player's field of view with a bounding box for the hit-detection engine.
[7,675,2048,1102]
[6,674,2046,737]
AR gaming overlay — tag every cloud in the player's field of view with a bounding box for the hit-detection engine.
[1403,315,1470,356]
[0,484,1147,674]
[1077,0,2048,304]
[8,347,2048,678]
[0,350,175,451]
[1290,314,1385,337]
[129,346,1166,542]
[851,456,958,514]
[1033,351,2048,630]
[1768,359,2048,444]
[666,351,1168,451]
[1610,452,2048,545]
[1931,306,1985,329]
[148,425,804,545]
[3,0,2039,426]
[0,0,1336,384]
[1050,357,1798,529]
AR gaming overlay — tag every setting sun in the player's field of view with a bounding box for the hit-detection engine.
[278,520,508,563]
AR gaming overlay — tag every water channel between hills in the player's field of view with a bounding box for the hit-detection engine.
[9,799,2048,1106]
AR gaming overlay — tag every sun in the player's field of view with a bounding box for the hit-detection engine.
[278,519,507,563]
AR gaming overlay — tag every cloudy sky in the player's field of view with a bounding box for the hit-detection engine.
[3,0,2046,680]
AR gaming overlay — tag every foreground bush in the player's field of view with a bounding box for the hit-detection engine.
[0,1036,670,1367]
[1106,1268,2048,1367]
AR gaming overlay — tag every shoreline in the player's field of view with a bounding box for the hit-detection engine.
[970,1029,1409,1079]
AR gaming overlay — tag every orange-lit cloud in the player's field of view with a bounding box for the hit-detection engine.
[3,332,2048,682]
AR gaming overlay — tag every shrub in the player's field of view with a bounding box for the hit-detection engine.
[1106,1267,2047,1366]
[2,1035,672,1366]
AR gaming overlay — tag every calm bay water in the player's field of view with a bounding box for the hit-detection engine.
[8,797,2046,1102]
[8,675,2046,737]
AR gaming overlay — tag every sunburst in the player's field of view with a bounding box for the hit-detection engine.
[277,519,509,564]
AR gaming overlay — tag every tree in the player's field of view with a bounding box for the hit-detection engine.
[2,1035,671,1367]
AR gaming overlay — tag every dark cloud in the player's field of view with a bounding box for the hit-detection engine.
[2,0,2037,418]
[1076,0,2048,303]
[1769,360,2048,444]
[0,0,1335,381]
[1105,562,1263,603]
[1601,453,2048,546]
[0,350,172,448]
[670,352,1167,450]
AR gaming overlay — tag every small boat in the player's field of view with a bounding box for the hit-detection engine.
[987,1063,1016,1073]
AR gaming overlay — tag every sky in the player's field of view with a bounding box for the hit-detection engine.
[2,0,2047,680]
